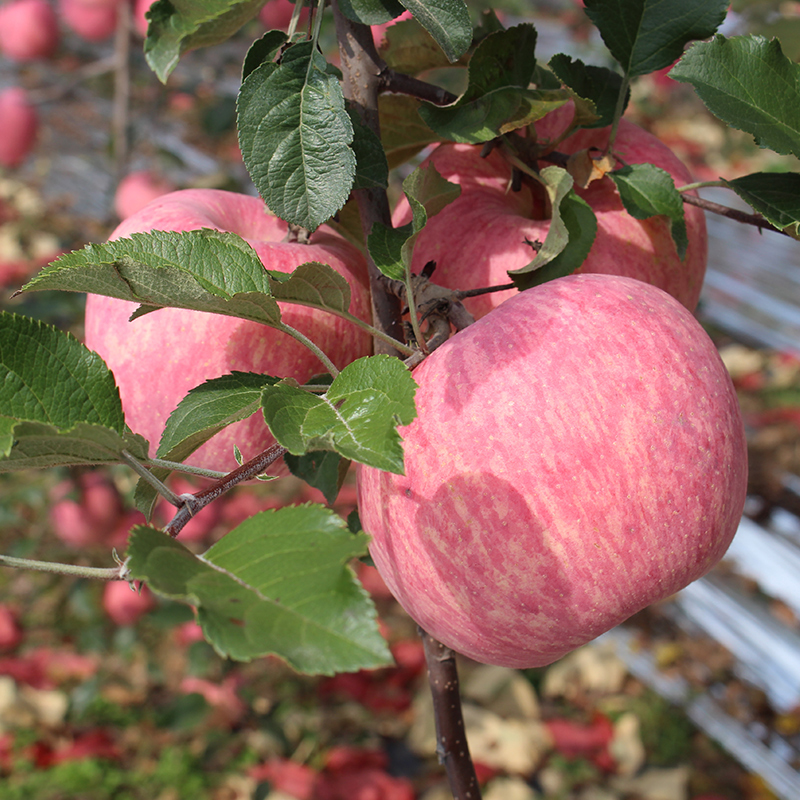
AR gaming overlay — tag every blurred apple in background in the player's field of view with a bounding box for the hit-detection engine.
[0,0,59,61]
[58,0,118,42]
[114,170,176,220]
[0,87,38,169]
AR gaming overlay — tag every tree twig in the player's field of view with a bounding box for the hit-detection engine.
[379,68,457,106]
[680,193,788,236]
[420,629,483,800]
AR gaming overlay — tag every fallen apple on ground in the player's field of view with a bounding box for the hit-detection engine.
[393,118,707,317]
[83,188,372,472]
[357,274,747,668]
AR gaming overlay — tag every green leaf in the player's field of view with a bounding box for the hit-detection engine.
[670,35,800,159]
[367,162,461,280]
[21,230,285,326]
[145,0,266,83]
[261,355,417,474]
[237,41,356,231]
[584,0,728,77]
[610,164,688,258]
[157,372,281,463]
[126,511,391,673]
[379,95,440,169]
[724,171,800,236]
[348,108,390,191]
[284,451,350,505]
[419,25,568,144]
[548,54,629,128]
[399,0,472,63]
[508,168,598,289]
[266,261,354,314]
[242,30,288,82]
[339,0,405,24]
[0,312,149,470]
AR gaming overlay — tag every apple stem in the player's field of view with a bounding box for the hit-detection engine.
[420,629,483,800]
[606,73,631,154]
[0,554,126,581]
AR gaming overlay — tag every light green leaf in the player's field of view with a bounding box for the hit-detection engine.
[379,95,440,169]
[584,0,728,77]
[670,35,800,159]
[237,41,356,231]
[379,16,457,74]
[126,511,392,673]
[610,163,688,258]
[145,0,266,83]
[261,355,417,474]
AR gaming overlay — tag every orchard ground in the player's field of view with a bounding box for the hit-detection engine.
[3,2,800,799]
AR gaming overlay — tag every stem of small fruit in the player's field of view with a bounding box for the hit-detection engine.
[420,629,483,800]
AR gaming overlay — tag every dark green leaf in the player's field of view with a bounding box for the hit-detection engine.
[145,0,266,83]
[21,230,284,325]
[670,35,800,159]
[261,355,417,474]
[126,511,391,673]
[508,169,598,289]
[238,42,356,230]
[348,108,390,191]
[399,0,472,63]
[584,0,728,76]
[724,171,800,236]
[0,312,149,470]
[241,30,287,81]
[266,261,354,314]
[549,54,629,128]
[338,0,405,24]
[284,451,350,505]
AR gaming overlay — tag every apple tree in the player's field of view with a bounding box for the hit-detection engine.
[2,1,799,796]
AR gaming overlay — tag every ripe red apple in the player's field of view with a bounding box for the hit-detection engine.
[83,189,373,472]
[114,170,175,220]
[58,0,118,42]
[0,87,38,168]
[0,0,59,60]
[357,274,747,669]
[48,471,124,547]
[103,580,155,625]
[393,118,708,317]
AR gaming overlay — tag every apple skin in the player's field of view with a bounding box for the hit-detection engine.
[0,88,38,168]
[114,170,175,220]
[357,274,747,669]
[0,0,59,60]
[58,0,118,42]
[103,581,156,626]
[393,118,708,317]
[83,189,372,472]
[259,0,308,30]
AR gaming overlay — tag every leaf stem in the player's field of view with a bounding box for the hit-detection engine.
[144,458,228,480]
[120,449,184,506]
[277,321,340,376]
[0,554,126,581]
[675,180,727,193]
[605,72,631,154]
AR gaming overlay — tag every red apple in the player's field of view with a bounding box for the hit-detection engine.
[132,0,152,36]
[0,605,23,651]
[259,0,308,30]
[114,170,175,220]
[83,189,373,472]
[0,0,59,60]
[393,118,708,317]
[103,580,155,625]
[0,87,38,168]
[58,0,118,42]
[357,274,747,669]
[48,471,124,547]
[371,9,412,47]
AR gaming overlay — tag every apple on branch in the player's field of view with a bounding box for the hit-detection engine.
[0,0,59,61]
[357,274,747,669]
[83,189,373,472]
[393,117,707,317]
[58,0,119,43]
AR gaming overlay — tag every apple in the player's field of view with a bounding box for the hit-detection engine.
[58,0,118,42]
[356,274,747,669]
[393,118,708,317]
[259,0,308,30]
[0,87,38,168]
[132,0,152,36]
[0,605,23,651]
[103,580,155,625]
[0,0,59,60]
[83,189,373,472]
[48,471,124,547]
[114,170,175,220]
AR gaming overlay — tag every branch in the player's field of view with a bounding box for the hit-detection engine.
[331,1,405,354]
[680,193,789,236]
[379,68,457,106]
[420,629,483,800]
